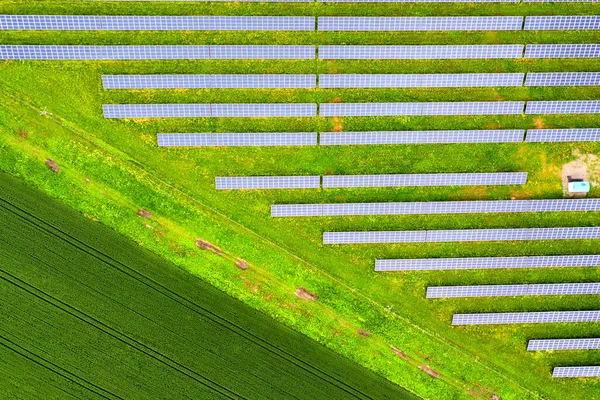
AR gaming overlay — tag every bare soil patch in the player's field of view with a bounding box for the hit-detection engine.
[332,116,344,132]
[561,150,599,196]
[17,128,29,139]
[358,329,371,337]
[45,159,60,173]
[390,346,408,359]
[235,258,249,270]
[533,118,545,129]
[195,239,222,256]
[294,287,318,301]
[418,364,440,379]
[137,208,152,219]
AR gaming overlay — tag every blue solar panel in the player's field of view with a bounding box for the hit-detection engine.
[526,128,600,142]
[375,255,600,271]
[524,16,600,31]
[0,45,314,60]
[103,104,316,118]
[528,338,600,351]
[322,173,527,188]
[0,15,315,31]
[320,0,519,2]
[103,74,317,89]
[525,44,600,58]
[271,198,600,217]
[452,310,600,325]
[526,101,600,114]
[318,16,523,31]
[525,72,600,87]
[324,227,600,244]
[320,130,525,145]
[216,176,320,190]
[320,102,524,116]
[427,283,600,298]
[553,366,600,378]
[157,133,317,147]
[319,45,524,59]
[319,74,524,88]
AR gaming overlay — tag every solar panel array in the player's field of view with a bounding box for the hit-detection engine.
[427,283,600,298]
[102,74,317,89]
[0,15,315,31]
[528,338,600,351]
[320,102,525,116]
[271,198,600,217]
[322,173,527,188]
[103,104,317,118]
[319,74,524,88]
[215,176,320,190]
[526,101,600,115]
[375,255,600,271]
[525,72,600,87]
[320,130,525,145]
[0,45,315,60]
[524,44,600,58]
[318,17,523,31]
[524,16,600,31]
[318,45,524,59]
[319,0,520,2]
[324,227,600,244]
[553,366,600,378]
[526,129,600,142]
[157,133,317,147]
[452,311,600,325]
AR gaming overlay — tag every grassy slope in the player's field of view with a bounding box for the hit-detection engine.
[1,1,599,399]
[0,170,415,400]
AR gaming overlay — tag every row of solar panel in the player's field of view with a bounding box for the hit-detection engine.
[271,198,600,217]
[3,44,600,60]
[452,310,600,325]
[375,255,600,271]
[3,15,599,31]
[157,129,600,147]
[427,283,600,298]
[103,73,600,89]
[104,101,600,118]
[323,227,600,244]
[215,173,527,189]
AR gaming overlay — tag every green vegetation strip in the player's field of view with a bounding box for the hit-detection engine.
[0,171,415,400]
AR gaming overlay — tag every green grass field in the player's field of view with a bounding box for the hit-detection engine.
[1,1,599,399]
[0,170,415,399]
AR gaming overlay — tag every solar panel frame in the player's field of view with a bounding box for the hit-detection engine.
[525,72,600,87]
[453,311,600,325]
[318,16,523,31]
[524,16,600,31]
[103,104,211,118]
[272,198,600,217]
[102,74,317,89]
[0,45,315,60]
[319,74,524,88]
[427,283,600,298]
[157,133,317,147]
[0,15,315,31]
[375,255,600,271]
[320,102,525,116]
[525,44,600,59]
[322,172,527,188]
[553,366,600,378]
[320,0,520,2]
[526,128,600,142]
[325,227,600,244]
[319,45,524,59]
[211,103,317,117]
[526,101,600,115]
[528,338,600,351]
[215,176,320,190]
[320,130,525,145]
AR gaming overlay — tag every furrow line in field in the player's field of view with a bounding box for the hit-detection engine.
[0,334,119,400]
[0,270,245,400]
[0,196,380,400]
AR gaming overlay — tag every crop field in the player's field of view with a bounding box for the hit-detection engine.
[0,0,599,399]
[0,170,414,399]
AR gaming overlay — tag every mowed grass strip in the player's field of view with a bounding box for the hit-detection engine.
[0,171,416,400]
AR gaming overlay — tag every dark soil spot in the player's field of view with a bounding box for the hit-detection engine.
[45,159,60,173]
[294,287,318,301]
[137,208,152,219]
[235,258,249,270]
[358,329,371,337]
[195,239,222,256]
[17,128,29,139]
